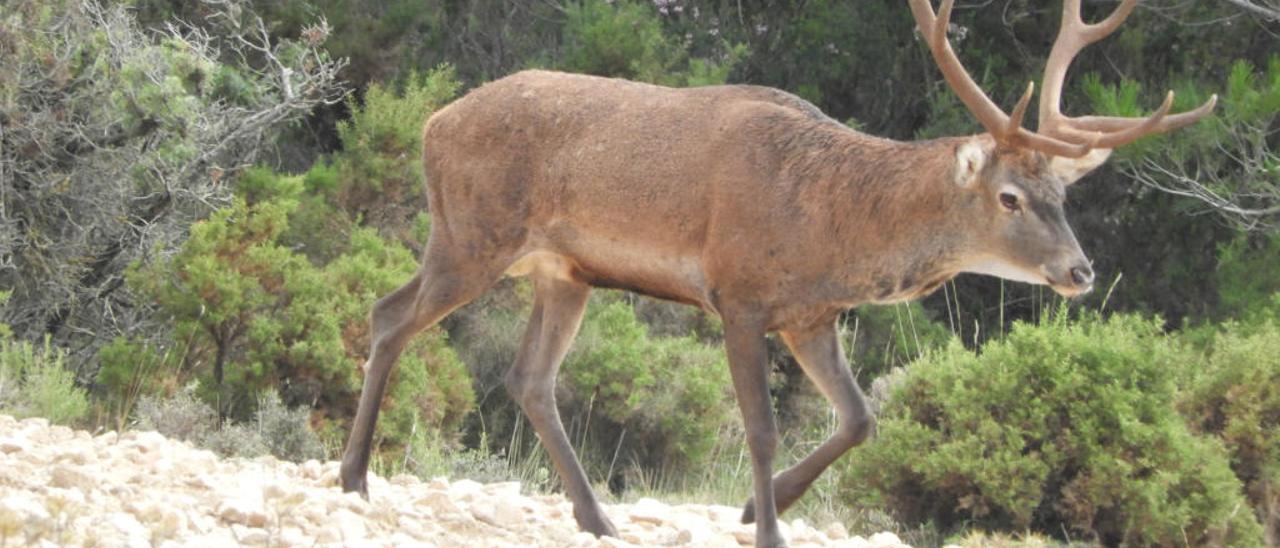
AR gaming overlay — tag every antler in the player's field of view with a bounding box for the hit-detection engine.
[907,0,1217,158]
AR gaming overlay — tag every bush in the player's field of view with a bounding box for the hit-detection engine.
[134,390,324,463]
[561,0,744,87]
[128,167,473,450]
[1180,318,1280,544]
[0,337,90,425]
[841,312,1263,546]
[563,296,739,472]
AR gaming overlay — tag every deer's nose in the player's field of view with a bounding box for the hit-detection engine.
[1070,264,1094,286]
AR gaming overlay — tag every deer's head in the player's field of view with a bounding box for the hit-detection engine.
[910,0,1215,297]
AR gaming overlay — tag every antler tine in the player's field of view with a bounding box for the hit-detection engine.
[907,0,1010,139]
[908,0,1095,156]
[1040,0,1216,150]
[1006,81,1035,136]
[1070,93,1218,134]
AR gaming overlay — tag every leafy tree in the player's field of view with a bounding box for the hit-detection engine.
[0,0,345,371]
[119,168,472,446]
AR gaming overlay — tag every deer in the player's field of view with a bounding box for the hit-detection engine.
[339,0,1215,545]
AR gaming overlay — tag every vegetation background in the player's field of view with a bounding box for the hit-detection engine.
[1,0,1278,545]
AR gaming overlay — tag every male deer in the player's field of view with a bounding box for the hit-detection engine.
[340,0,1215,545]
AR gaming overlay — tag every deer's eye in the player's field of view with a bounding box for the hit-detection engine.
[999,192,1021,212]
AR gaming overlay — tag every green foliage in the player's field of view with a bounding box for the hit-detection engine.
[561,0,744,87]
[1216,231,1280,322]
[1179,318,1280,543]
[334,66,459,238]
[0,337,90,425]
[844,303,954,383]
[842,313,1262,546]
[563,295,738,468]
[128,166,472,449]
[134,390,324,462]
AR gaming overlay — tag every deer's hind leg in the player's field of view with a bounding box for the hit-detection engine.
[340,248,505,496]
[504,274,617,537]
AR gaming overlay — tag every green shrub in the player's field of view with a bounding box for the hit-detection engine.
[563,296,738,470]
[561,0,744,87]
[128,168,472,450]
[134,390,323,462]
[0,337,90,425]
[842,313,1262,546]
[334,65,460,240]
[1180,318,1280,544]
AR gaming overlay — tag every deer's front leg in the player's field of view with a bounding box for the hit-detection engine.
[741,318,875,523]
[723,315,786,548]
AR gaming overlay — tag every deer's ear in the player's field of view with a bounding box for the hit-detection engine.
[953,138,992,188]
[1048,148,1112,185]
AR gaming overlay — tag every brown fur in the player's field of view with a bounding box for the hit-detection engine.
[340,70,1101,547]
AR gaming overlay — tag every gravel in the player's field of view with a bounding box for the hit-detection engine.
[0,415,911,547]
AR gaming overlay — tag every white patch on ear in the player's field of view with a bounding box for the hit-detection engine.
[953,139,991,188]
[1048,148,1112,185]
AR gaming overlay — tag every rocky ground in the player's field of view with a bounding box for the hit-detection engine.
[0,415,911,547]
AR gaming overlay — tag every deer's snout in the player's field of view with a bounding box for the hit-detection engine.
[1043,256,1094,298]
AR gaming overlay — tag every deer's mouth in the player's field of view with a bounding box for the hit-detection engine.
[1044,265,1095,298]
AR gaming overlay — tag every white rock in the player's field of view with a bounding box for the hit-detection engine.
[629,497,670,525]
[0,436,31,454]
[391,473,420,486]
[332,508,368,540]
[299,459,323,480]
[217,497,268,528]
[869,531,906,547]
[494,498,526,528]
[824,522,850,540]
[484,481,522,497]
[49,463,96,490]
[231,523,270,544]
[104,511,150,542]
[449,478,484,501]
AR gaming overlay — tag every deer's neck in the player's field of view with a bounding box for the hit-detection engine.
[795,133,974,305]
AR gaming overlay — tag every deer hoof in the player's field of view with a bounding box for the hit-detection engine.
[576,508,619,538]
[741,497,756,524]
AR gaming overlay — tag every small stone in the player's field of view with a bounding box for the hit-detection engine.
[333,508,368,540]
[824,522,850,540]
[231,523,270,545]
[131,431,167,453]
[601,536,632,548]
[217,498,268,528]
[95,431,119,444]
[49,463,96,490]
[869,531,906,547]
[299,459,323,480]
[673,529,694,544]
[484,481,522,497]
[20,417,49,430]
[471,501,500,527]
[105,511,149,541]
[390,473,420,486]
[449,478,484,501]
[0,437,30,454]
[415,490,463,517]
[340,491,371,515]
[317,467,340,487]
[629,497,669,525]
[494,499,526,528]
[48,425,74,441]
